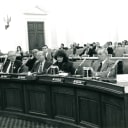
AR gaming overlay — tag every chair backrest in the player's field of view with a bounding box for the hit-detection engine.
[0,55,7,71]
[76,48,83,55]
[66,49,73,57]
[74,59,96,75]
[107,60,123,78]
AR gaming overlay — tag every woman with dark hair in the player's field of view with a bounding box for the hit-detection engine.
[16,46,23,61]
[53,50,75,75]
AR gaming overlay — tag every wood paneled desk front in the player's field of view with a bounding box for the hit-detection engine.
[0,74,127,128]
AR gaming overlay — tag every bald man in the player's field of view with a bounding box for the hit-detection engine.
[2,51,22,73]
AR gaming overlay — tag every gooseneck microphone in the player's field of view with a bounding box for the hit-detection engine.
[74,58,87,75]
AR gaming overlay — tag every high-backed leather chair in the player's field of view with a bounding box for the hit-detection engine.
[107,60,123,78]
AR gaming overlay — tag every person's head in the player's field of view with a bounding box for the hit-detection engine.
[42,45,48,53]
[118,42,122,47]
[96,42,100,47]
[107,41,112,46]
[93,42,96,46]
[22,57,28,65]
[60,43,64,48]
[97,48,108,62]
[54,50,68,63]
[89,44,93,49]
[8,51,16,62]
[17,46,22,52]
[32,49,38,58]
[36,51,45,62]
[83,44,87,47]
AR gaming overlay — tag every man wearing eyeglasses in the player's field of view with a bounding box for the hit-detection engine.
[2,51,22,73]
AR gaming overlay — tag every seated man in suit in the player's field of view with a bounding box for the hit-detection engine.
[26,49,38,71]
[91,48,116,78]
[31,51,52,74]
[18,57,29,73]
[2,51,22,73]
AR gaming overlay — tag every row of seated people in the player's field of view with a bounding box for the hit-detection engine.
[65,41,128,58]
[0,47,119,79]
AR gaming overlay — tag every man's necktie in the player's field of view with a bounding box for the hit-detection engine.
[38,62,43,73]
[97,62,102,72]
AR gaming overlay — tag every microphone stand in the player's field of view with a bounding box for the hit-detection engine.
[74,58,87,75]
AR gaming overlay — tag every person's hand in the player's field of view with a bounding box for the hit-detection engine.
[27,72,33,76]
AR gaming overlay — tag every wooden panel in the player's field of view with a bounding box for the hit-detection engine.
[0,77,126,128]
[36,32,45,49]
[27,22,45,51]
[101,94,124,128]
[124,94,128,128]
[79,97,100,126]
[0,87,2,109]
[77,90,100,127]
[52,86,76,122]
[28,90,46,113]
[102,94,123,106]
[25,84,51,117]
[3,83,23,112]
[27,22,35,31]
[37,22,44,31]
[28,33,36,50]
[102,103,124,128]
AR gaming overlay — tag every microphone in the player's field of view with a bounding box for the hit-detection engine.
[107,60,120,78]
[74,58,87,75]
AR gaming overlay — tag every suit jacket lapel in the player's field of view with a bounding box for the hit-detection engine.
[95,62,101,71]
[100,59,108,71]
[35,61,40,72]
[43,61,47,72]
[3,60,10,72]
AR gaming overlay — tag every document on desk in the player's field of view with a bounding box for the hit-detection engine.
[117,74,128,93]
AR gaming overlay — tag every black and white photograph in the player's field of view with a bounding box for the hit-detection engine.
[0,0,128,127]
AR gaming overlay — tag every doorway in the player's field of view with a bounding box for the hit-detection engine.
[27,22,45,51]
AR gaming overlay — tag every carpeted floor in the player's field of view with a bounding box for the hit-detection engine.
[0,116,58,128]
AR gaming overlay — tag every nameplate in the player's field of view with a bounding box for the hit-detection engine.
[52,77,63,82]
[18,76,26,79]
[73,79,85,85]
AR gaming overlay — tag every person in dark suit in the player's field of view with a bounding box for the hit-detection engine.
[31,51,52,74]
[42,45,52,62]
[79,44,88,56]
[87,44,97,57]
[2,51,22,73]
[91,48,116,78]
[53,49,75,75]
[18,57,29,73]
[26,49,38,71]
